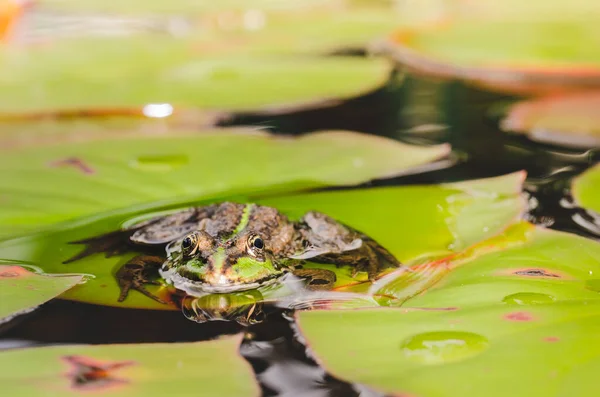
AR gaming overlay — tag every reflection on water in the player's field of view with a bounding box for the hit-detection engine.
[181,290,266,326]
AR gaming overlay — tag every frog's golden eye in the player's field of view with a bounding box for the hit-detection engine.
[247,234,264,254]
[181,233,199,257]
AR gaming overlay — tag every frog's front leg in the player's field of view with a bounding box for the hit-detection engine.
[291,268,337,291]
[116,255,167,304]
[296,211,401,280]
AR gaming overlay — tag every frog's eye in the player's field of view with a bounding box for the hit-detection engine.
[181,233,199,257]
[252,237,264,249]
[247,234,264,254]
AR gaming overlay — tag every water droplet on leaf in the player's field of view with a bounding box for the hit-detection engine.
[399,331,488,365]
[585,279,600,292]
[130,155,189,172]
[502,292,555,305]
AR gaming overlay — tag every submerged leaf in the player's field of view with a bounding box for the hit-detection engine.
[0,264,83,323]
[296,226,600,396]
[0,334,260,397]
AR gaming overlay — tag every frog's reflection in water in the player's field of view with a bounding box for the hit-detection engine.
[180,289,266,326]
[178,271,381,326]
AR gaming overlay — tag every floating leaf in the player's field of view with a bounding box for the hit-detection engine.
[0,129,449,239]
[0,172,524,310]
[261,172,526,262]
[35,0,340,15]
[0,264,83,323]
[501,92,600,149]
[296,226,600,396]
[28,1,402,55]
[572,163,600,214]
[381,1,600,94]
[0,334,260,397]
[0,36,391,113]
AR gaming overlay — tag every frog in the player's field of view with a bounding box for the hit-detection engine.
[64,202,401,304]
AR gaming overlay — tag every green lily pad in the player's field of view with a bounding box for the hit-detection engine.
[0,128,449,239]
[0,264,83,323]
[501,92,600,149]
[0,39,391,113]
[2,1,408,115]
[572,163,600,214]
[36,0,339,14]
[260,172,526,262]
[381,1,600,94]
[0,172,524,310]
[29,1,401,55]
[0,334,260,397]
[296,225,600,396]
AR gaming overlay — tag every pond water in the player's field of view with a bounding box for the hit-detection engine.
[1,66,599,396]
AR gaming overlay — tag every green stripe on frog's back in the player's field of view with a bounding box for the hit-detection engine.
[213,204,254,275]
[230,203,255,237]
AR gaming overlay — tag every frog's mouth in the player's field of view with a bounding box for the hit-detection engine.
[159,266,281,296]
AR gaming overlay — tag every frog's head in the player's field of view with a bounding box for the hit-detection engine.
[163,230,285,292]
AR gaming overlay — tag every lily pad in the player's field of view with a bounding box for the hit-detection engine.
[1,0,409,115]
[35,0,340,14]
[296,225,600,396]
[0,172,525,310]
[501,92,600,149]
[0,39,391,113]
[0,264,83,323]
[0,334,260,397]
[380,1,600,94]
[0,128,449,239]
[572,164,600,214]
[260,172,526,261]
[27,1,402,55]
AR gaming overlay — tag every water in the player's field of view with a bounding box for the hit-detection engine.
[1,66,599,396]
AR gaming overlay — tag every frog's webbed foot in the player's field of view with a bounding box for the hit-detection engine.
[292,268,337,291]
[116,255,167,304]
[355,237,402,279]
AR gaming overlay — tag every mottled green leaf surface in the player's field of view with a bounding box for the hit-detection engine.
[0,129,449,239]
[0,172,524,310]
[572,163,600,214]
[0,334,259,397]
[0,264,83,323]
[297,225,600,396]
